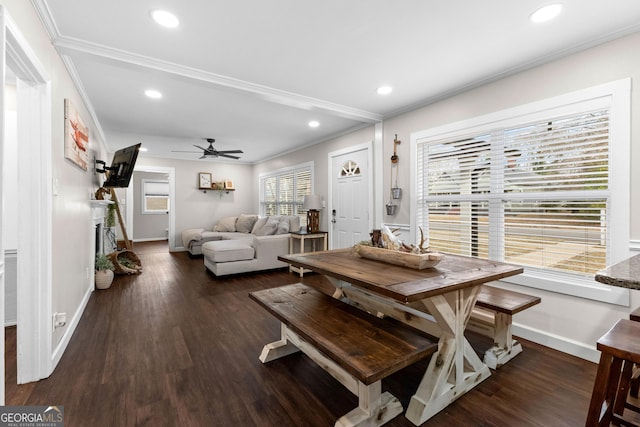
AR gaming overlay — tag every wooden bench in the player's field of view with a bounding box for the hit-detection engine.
[250,283,438,427]
[467,284,541,369]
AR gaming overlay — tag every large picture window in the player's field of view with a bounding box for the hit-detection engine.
[259,162,313,224]
[411,80,630,304]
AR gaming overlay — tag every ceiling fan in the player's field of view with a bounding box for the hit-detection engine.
[172,138,243,159]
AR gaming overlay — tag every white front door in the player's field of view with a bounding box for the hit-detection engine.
[329,144,373,249]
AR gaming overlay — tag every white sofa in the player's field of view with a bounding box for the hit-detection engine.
[182,214,300,276]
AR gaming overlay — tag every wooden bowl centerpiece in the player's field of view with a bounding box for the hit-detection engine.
[355,245,443,270]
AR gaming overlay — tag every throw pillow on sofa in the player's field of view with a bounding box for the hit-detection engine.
[251,217,268,234]
[254,216,280,236]
[236,214,258,233]
[276,219,290,234]
[214,216,237,232]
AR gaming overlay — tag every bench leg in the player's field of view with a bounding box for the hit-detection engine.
[336,382,403,427]
[483,312,523,370]
[262,322,403,426]
[258,323,300,363]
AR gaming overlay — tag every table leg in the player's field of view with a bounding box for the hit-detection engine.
[405,288,491,426]
[325,277,491,425]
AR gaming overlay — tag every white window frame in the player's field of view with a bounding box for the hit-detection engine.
[141,179,169,215]
[259,161,314,219]
[410,79,631,306]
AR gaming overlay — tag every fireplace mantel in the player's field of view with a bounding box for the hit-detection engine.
[91,199,115,256]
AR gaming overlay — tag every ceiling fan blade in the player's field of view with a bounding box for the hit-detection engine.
[193,145,209,151]
[218,153,240,159]
[217,150,244,154]
[172,150,201,153]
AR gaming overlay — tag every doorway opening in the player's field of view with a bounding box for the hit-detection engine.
[1,7,53,404]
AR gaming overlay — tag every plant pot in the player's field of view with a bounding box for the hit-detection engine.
[391,187,402,199]
[95,269,114,290]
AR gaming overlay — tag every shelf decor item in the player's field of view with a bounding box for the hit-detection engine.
[198,172,212,189]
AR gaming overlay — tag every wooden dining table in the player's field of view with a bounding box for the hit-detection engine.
[279,248,523,425]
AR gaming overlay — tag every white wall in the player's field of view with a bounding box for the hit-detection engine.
[253,32,640,361]
[3,0,109,354]
[252,126,376,231]
[127,156,255,249]
[9,0,640,369]
[379,32,640,361]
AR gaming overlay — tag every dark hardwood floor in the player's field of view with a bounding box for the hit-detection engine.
[5,241,603,426]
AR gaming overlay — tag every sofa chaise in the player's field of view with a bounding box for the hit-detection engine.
[182,214,300,276]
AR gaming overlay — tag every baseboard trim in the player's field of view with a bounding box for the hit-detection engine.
[51,285,93,371]
[512,322,599,363]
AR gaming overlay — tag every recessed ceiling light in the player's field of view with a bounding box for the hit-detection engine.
[151,10,180,28]
[377,86,393,95]
[144,89,162,99]
[308,120,320,128]
[530,4,563,23]
[139,147,148,152]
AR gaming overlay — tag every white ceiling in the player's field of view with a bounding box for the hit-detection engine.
[33,0,640,163]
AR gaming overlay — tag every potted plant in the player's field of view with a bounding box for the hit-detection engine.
[95,253,115,289]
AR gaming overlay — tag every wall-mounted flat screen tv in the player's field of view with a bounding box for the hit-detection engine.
[102,143,141,188]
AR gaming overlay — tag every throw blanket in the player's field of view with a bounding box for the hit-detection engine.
[182,228,205,248]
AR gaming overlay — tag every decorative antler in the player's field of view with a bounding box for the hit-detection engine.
[418,226,429,254]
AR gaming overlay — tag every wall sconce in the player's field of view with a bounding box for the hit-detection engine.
[303,194,322,233]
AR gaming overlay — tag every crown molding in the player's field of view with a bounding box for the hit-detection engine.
[60,54,108,148]
[52,36,382,123]
[30,0,60,41]
[31,0,381,124]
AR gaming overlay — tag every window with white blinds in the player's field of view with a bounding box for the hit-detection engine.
[259,162,313,224]
[141,179,169,214]
[412,80,630,303]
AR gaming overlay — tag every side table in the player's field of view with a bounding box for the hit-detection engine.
[288,231,328,277]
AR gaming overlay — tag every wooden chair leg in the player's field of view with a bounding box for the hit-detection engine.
[586,352,623,427]
[613,360,634,416]
[631,366,640,398]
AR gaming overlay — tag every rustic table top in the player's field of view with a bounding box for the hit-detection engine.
[595,253,640,290]
[279,248,523,303]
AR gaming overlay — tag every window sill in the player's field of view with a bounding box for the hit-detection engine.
[500,268,629,307]
[142,211,169,215]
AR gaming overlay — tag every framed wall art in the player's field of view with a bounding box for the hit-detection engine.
[199,172,212,189]
[64,99,89,171]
